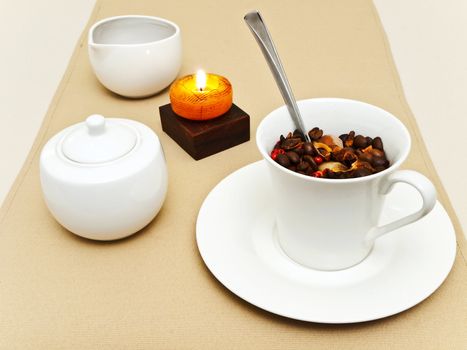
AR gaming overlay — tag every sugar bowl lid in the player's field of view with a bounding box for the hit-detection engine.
[61,114,137,164]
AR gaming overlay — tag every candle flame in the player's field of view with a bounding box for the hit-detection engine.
[196,69,207,91]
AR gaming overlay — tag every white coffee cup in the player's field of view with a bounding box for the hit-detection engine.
[256,98,437,271]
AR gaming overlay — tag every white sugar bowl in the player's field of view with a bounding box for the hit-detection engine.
[40,114,168,240]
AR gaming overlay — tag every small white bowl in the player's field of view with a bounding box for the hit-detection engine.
[88,15,182,98]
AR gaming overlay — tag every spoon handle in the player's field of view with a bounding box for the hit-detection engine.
[244,10,310,142]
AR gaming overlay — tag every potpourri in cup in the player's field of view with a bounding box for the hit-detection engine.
[270,128,390,179]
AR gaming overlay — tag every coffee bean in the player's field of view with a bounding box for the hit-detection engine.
[372,137,384,150]
[308,127,323,141]
[272,127,390,179]
[297,161,310,171]
[281,138,302,150]
[374,165,387,173]
[352,167,372,177]
[286,151,300,164]
[303,142,314,155]
[358,152,373,163]
[293,129,306,141]
[326,170,337,179]
[306,167,316,176]
[334,147,357,165]
[369,148,385,158]
[353,135,368,149]
[372,157,389,167]
[303,155,318,171]
[344,131,355,147]
[295,147,305,156]
[275,154,290,167]
[357,161,374,171]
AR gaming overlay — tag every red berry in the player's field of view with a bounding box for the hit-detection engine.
[271,148,282,160]
[271,148,285,161]
[313,156,323,165]
[311,170,323,178]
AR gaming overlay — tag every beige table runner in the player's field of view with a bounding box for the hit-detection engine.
[1,0,466,348]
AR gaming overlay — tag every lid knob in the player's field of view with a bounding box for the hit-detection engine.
[86,114,106,135]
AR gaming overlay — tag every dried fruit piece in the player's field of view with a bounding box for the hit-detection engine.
[318,161,349,172]
[317,135,334,147]
[318,134,344,149]
[331,135,344,148]
[349,160,375,172]
[313,142,332,161]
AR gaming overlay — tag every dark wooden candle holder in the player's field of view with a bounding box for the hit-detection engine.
[159,103,250,160]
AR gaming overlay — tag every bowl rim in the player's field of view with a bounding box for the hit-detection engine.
[256,97,412,184]
[88,15,180,47]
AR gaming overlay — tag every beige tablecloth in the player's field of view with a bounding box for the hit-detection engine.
[1,0,466,348]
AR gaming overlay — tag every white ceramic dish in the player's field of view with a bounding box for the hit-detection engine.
[196,161,457,323]
[88,15,182,98]
[40,115,168,240]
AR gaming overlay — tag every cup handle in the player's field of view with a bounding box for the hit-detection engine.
[365,170,437,243]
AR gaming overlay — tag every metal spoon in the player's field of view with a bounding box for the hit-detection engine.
[244,10,310,142]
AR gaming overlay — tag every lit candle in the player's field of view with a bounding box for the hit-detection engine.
[169,70,233,120]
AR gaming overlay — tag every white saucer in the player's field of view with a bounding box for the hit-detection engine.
[196,161,457,323]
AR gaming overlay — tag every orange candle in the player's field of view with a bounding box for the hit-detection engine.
[169,70,233,120]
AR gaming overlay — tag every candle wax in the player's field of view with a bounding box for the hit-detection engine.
[169,73,233,120]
